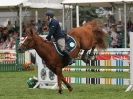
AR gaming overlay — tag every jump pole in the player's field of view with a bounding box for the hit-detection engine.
[125,32,133,92]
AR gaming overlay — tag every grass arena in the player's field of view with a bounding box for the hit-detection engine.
[0,70,132,99]
[0,48,133,99]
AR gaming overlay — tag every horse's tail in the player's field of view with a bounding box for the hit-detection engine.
[90,20,108,49]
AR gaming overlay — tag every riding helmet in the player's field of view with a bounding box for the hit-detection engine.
[45,11,54,18]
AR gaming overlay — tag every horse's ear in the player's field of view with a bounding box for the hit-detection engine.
[30,27,37,36]
[30,28,34,36]
[26,27,35,36]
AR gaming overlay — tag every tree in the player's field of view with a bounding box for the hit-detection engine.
[72,6,98,27]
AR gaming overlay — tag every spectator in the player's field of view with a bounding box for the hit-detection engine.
[127,17,132,31]
[102,23,111,47]
[36,19,43,34]
[117,21,123,33]
[116,21,123,48]
[107,13,116,27]
[103,23,110,33]
[110,24,120,48]
[6,21,13,34]
[42,20,49,35]
[0,27,3,42]
[127,24,133,47]
[30,19,36,27]
[2,27,8,42]
[14,20,19,33]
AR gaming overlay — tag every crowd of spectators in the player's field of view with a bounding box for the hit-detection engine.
[0,21,19,49]
[27,19,49,35]
[103,21,124,48]
[0,19,49,50]
[102,15,133,48]
[0,16,133,50]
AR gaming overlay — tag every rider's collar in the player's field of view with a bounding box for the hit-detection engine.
[49,18,52,23]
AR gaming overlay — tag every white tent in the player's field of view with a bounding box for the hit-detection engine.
[24,2,65,9]
[0,0,28,39]
[62,0,133,6]
[0,0,28,7]
[24,0,65,9]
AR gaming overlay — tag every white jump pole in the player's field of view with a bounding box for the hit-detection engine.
[62,4,65,30]
[19,4,22,39]
[124,2,127,48]
[76,5,79,27]
[125,32,133,92]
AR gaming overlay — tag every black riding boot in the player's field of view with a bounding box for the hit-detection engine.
[62,50,75,65]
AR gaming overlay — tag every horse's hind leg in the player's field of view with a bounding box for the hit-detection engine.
[56,67,63,94]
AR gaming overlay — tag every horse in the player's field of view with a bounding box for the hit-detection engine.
[17,20,107,94]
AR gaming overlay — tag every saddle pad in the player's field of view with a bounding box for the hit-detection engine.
[54,35,77,56]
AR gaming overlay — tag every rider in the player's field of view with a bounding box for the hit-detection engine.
[45,11,74,65]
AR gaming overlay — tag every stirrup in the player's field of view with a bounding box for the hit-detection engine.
[68,59,75,65]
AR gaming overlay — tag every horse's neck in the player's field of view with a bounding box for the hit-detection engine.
[34,37,51,59]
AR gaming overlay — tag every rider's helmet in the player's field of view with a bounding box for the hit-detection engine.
[45,11,54,18]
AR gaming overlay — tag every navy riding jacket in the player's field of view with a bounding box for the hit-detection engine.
[46,18,65,41]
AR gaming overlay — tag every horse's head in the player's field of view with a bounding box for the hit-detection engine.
[17,27,36,53]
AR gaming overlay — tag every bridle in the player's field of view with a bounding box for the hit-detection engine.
[20,37,32,51]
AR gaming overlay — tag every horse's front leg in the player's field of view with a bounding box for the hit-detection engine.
[81,47,96,63]
[61,74,73,92]
[81,50,88,63]
[56,67,62,94]
[88,46,95,60]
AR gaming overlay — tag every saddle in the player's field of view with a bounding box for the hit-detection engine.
[54,35,77,56]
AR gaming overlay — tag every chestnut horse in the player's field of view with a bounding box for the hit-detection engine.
[18,20,107,94]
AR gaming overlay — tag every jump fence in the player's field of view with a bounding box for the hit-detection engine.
[0,50,31,71]
[0,39,31,71]
[33,48,130,89]
[64,77,129,85]
[63,68,129,72]
[63,48,130,73]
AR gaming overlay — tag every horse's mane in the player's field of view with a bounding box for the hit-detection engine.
[36,34,53,46]
[25,26,53,46]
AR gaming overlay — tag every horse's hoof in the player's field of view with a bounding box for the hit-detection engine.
[68,87,73,92]
[58,90,63,94]
[91,56,96,60]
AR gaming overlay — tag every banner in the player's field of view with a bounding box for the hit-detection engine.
[0,50,31,64]
[96,55,129,60]
[0,50,16,63]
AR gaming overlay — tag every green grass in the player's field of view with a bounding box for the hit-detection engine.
[63,72,129,78]
[64,66,129,78]
[69,66,129,69]
[0,71,132,99]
